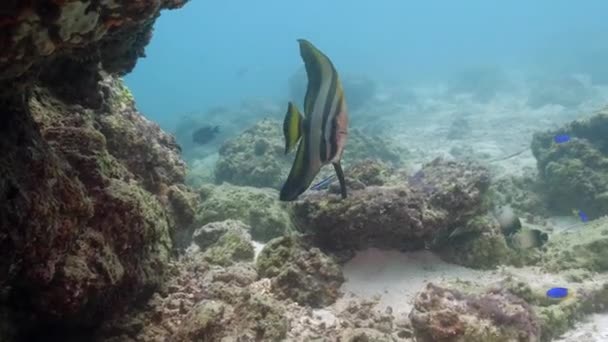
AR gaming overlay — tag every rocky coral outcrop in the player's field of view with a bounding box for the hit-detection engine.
[542,216,608,273]
[191,220,255,266]
[257,236,344,307]
[96,243,410,342]
[0,0,193,337]
[292,158,502,266]
[196,183,294,242]
[531,108,608,219]
[410,283,541,341]
[0,0,187,92]
[214,118,408,189]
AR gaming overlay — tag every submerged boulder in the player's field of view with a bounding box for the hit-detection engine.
[542,216,608,273]
[257,236,344,307]
[1,28,195,341]
[192,220,255,267]
[531,108,608,219]
[410,283,541,341]
[195,183,295,242]
[292,158,502,266]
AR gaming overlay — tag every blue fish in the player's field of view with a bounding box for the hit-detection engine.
[546,287,569,299]
[310,175,336,191]
[578,210,589,222]
[554,134,570,144]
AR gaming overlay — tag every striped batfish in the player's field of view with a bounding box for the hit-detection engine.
[279,39,348,201]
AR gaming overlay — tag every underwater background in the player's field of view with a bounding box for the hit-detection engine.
[1,0,608,341]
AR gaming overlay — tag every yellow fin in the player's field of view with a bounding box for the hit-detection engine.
[283,102,304,154]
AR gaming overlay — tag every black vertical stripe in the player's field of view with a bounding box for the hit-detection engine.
[328,96,342,161]
[319,68,338,162]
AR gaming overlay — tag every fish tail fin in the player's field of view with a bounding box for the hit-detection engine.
[333,162,347,199]
[283,102,304,154]
[213,125,220,133]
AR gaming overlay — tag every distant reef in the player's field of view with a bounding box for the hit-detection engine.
[0,1,196,340]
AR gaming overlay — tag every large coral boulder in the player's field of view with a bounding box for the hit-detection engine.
[531,108,608,219]
[410,283,541,342]
[257,236,344,307]
[191,220,255,267]
[292,158,496,261]
[196,183,294,242]
[1,43,194,342]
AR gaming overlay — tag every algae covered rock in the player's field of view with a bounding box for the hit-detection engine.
[531,108,608,219]
[215,118,289,189]
[436,214,513,269]
[192,220,255,266]
[293,158,492,258]
[409,283,541,342]
[0,73,194,335]
[542,216,608,273]
[173,300,232,342]
[257,236,344,307]
[196,183,294,242]
[214,119,408,189]
[172,290,289,341]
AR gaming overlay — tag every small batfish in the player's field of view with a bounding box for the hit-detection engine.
[280,39,349,201]
[192,125,220,145]
[554,134,570,144]
[578,210,589,222]
[310,175,336,191]
[546,287,569,299]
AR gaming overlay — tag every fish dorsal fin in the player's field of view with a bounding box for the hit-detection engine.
[283,102,304,154]
[298,39,335,115]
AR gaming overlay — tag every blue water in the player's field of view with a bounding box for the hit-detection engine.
[125,0,608,129]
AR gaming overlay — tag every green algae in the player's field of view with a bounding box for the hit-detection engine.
[542,217,608,272]
[202,229,255,266]
[531,109,608,218]
[196,183,295,242]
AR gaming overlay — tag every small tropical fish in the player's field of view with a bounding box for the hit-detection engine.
[554,134,570,144]
[279,39,349,201]
[506,228,548,250]
[578,210,589,222]
[310,174,336,191]
[546,287,569,299]
[192,125,220,145]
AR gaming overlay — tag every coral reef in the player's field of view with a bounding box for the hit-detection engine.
[215,118,408,189]
[489,168,549,218]
[1,75,196,336]
[96,236,406,342]
[191,220,255,266]
[542,216,608,273]
[257,236,344,307]
[0,0,188,94]
[531,108,608,218]
[195,183,295,242]
[292,158,505,267]
[410,283,541,341]
[0,0,193,336]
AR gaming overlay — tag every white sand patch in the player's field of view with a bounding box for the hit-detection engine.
[252,241,265,261]
[555,313,608,342]
[338,249,501,315]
